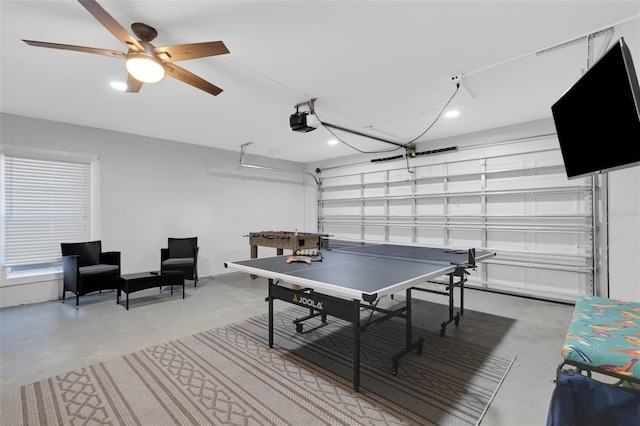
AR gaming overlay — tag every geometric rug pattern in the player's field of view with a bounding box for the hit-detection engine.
[1,301,514,425]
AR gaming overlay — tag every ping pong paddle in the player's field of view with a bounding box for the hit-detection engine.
[286,255,312,264]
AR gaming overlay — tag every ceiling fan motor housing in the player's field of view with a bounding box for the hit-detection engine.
[131,22,157,42]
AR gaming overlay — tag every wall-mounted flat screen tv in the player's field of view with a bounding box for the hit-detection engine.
[551,37,640,179]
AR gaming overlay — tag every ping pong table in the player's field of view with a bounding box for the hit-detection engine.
[224,239,495,391]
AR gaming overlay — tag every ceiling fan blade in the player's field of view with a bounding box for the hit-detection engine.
[163,63,223,96]
[154,41,229,63]
[22,40,125,58]
[77,0,143,51]
[126,74,143,93]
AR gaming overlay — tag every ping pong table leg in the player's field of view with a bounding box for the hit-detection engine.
[459,269,465,317]
[440,269,466,336]
[392,288,424,374]
[268,278,274,348]
[352,299,360,391]
[448,274,455,323]
[406,288,413,346]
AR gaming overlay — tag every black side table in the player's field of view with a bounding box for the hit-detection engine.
[118,270,185,310]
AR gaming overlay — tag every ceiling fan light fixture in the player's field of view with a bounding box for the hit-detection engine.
[126,53,164,83]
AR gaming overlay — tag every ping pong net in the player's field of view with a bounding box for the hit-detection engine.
[319,236,477,268]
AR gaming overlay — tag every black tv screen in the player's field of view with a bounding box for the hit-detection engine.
[551,37,640,179]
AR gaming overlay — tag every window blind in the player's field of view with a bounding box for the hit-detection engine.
[3,155,91,267]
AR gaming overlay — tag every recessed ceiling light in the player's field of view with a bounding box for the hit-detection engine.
[445,110,460,118]
[110,81,127,91]
[328,139,338,146]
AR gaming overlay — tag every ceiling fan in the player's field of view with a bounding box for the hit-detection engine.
[22,0,229,96]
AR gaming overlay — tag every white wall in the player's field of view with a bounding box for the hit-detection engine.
[607,166,640,301]
[1,113,316,307]
[2,114,638,306]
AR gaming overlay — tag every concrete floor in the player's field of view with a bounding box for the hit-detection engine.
[0,273,575,425]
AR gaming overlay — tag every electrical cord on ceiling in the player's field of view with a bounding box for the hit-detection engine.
[402,82,460,147]
[312,82,461,155]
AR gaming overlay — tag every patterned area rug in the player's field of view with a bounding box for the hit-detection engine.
[1,300,514,425]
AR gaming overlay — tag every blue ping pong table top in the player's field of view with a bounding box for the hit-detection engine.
[226,243,495,302]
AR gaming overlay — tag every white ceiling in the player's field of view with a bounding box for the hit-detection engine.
[2,1,639,163]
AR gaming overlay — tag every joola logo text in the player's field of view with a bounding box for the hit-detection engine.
[292,294,323,310]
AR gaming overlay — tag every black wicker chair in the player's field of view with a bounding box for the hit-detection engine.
[161,237,199,288]
[60,240,121,308]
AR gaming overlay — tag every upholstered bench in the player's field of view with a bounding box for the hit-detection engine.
[547,296,640,425]
[561,295,640,383]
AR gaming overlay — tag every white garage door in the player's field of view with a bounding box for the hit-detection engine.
[317,136,596,303]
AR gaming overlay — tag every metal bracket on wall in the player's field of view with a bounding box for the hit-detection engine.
[239,142,321,187]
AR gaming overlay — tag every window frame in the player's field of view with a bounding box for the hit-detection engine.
[1,145,100,285]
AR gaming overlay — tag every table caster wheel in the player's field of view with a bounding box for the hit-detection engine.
[296,323,304,333]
